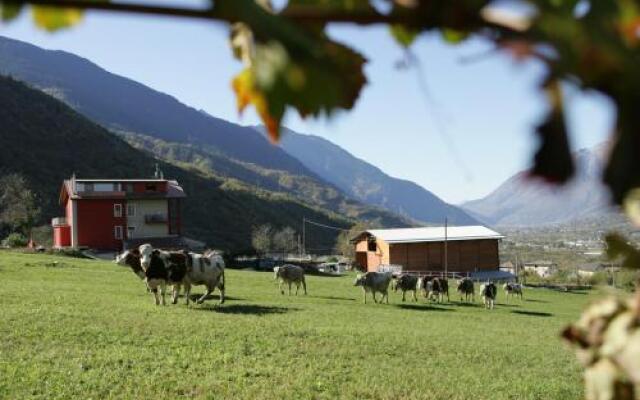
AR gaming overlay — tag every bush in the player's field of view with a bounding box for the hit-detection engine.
[2,232,28,248]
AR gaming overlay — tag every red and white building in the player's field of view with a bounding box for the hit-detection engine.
[52,176,186,250]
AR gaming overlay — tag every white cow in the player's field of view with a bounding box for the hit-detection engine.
[354,272,393,304]
[274,264,307,295]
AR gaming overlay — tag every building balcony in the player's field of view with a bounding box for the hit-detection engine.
[144,214,168,224]
[51,217,68,227]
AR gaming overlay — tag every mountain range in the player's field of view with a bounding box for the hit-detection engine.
[462,143,617,227]
[0,35,475,228]
[0,74,373,252]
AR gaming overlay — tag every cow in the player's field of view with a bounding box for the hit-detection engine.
[182,250,226,305]
[503,282,523,302]
[273,264,307,295]
[457,277,475,302]
[117,246,169,305]
[354,272,393,304]
[139,244,225,305]
[480,282,498,309]
[115,248,145,280]
[420,277,449,303]
[394,274,418,302]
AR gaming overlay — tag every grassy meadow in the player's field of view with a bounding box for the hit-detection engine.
[0,251,601,399]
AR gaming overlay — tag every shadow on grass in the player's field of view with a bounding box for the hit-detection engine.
[395,304,455,312]
[496,303,522,308]
[452,302,480,308]
[193,304,296,315]
[313,296,356,301]
[525,299,548,303]
[511,310,553,317]
[185,294,245,302]
[564,291,589,295]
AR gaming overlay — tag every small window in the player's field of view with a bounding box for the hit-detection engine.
[124,183,134,193]
[127,204,136,217]
[84,183,94,192]
[145,183,157,192]
[127,226,135,239]
[114,204,123,218]
[368,240,376,252]
[114,226,123,240]
[113,183,122,192]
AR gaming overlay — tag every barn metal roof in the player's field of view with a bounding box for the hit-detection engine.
[365,225,504,243]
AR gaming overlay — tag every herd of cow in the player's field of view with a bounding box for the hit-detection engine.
[355,271,523,309]
[114,246,522,310]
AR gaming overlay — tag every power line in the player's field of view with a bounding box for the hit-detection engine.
[304,218,350,232]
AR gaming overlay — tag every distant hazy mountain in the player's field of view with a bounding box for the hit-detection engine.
[462,143,615,226]
[259,126,478,225]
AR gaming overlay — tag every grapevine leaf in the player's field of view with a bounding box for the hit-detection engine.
[440,28,469,44]
[605,233,640,270]
[530,79,574,183]
[232,68,282,142]
[32,6,83,31]
[390,24,418,47]
[1,2,22,21]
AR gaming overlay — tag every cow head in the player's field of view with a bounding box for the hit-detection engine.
[354,274,366,287]
[115,249,144,279]
[273,266,281,281]
[138,243,154,272]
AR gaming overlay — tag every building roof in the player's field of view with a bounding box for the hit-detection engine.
[362,225,503,244]
[60,177,186,202]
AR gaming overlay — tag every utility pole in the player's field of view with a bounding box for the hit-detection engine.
[302,217,306,257]
[444,217,448,279]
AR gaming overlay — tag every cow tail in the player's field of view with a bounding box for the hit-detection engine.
[219,266,225,291]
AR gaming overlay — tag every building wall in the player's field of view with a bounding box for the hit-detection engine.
[76,199,126,250]
[126,199,169,239]
[356,238,500,272]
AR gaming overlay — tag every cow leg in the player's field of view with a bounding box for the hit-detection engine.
[295,282,299,296]
[160,281,166,306]
[288,282,292,296]
[413,290,417,302]
[362,288,367,304]
[197,286,213,304]
[372,291,377,304]
[172,283,180,305]
[217,279,225,305]
[402,290,406,302]
[279,280,284,295]
[184,282,191,305]
[302,277,307,295]
[383,290,389,304]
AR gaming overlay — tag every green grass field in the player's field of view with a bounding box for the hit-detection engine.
[0,251,597,399]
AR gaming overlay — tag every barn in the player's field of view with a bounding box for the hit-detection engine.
[352,226,504,274]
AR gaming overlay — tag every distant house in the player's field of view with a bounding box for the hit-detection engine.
[577,263,619,278]
[52,176,186,251]
[500,261,516,273]
[351,225,504,274]
[523,261,558,278]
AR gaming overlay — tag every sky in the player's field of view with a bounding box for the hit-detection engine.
[0,5,616,204]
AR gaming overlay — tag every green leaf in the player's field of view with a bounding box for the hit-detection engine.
[1,3,23,21]
[32,6,83,32]
[440,28,469,44]
[390,24,418,48]
[605,233,640,270]
[531,79,574,183]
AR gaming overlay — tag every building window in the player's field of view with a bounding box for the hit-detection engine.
[368,240,376,252]
[124,183,134,193]
[145,183,157,192]
[114,204,123,218]
[127,226,135,239]
[114,225,123,240]
[127,204,136,217]
[84,183,94,192]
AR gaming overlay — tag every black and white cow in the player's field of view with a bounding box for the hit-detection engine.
[503,282,523,302]
[419,277,449,303]
[116,247,169,305]
[457,277,475,302]
[480,282,498,309]
[139,244,225,305]
[394,274,418,302]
